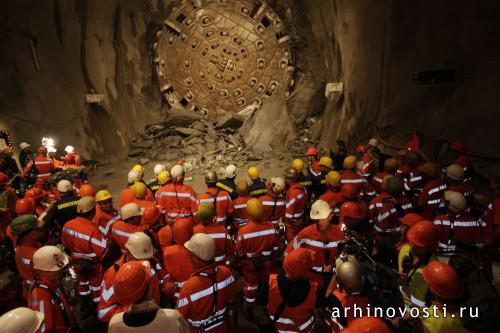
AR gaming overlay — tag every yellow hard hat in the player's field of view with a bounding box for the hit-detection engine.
[343,155,357,170]
[325,171,341,187]
[132,164,145,176]
[131,182,147,199]
[248,166,260,180]
[319,156,333,169]
[247,198,264,221]
[383,158,399,173]
[291,159,304,172]
[236,180,249,195]
[197,203,215,222]
[157,170,171,185]
[95,189,113,202]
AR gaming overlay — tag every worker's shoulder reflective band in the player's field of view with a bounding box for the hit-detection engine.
[401,203,413,210]
[369,203,385,210]
[428,185,447,196]
[234,204,247,209]
[200,196,228,203]
[101,286,114,302]
[300,238,339,248]
[341,179,363,184]
[262,201,285,206]
[250,189,267,195]
[57,200,79,210]
[35,160,52,165]
[112,228,133,238]
[410,294,426,307]
[99,215,121,235]
[208,233,226,239]
[242,228,276,240]
[62,227,106,248]
[216,182,233,193]
[434,220,481,227]
[98,304,118,319]
[177,275,235,307]
[373,176,383,183]
[374,225,401,233]
[286,192,305,208]
[268,315,314,332]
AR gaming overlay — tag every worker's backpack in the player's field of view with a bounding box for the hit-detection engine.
[449,251,500,333]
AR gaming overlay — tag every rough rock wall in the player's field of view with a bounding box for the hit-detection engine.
[301,0,500,171]
[0,0,171,159]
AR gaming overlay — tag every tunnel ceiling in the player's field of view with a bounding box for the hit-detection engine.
[154,0,294,115]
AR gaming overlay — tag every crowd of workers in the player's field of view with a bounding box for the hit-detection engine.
[0,136,499,333]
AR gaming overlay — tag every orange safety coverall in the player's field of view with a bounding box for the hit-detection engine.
[176,264,236,333]
[23,156,54,188]
[29,281,75,333]
[193,222,233,265]
[259,193,286,226]
[319,190,345,217]
[155,183,199,221]
[93,205,121,239]
[433,213,486,254]
[198,187,234,224]
[267,274,317,333]
[341,170,376,197]
[232,195,250,228]
[163,245,197,299]
[417,180,447,220]
[61,216,107,302]
[287,223,345,287]
[284,183,307,241]
[110,220,145,250]
[369,192,402,234]
[325,289,371,332]
[236,219,279,303]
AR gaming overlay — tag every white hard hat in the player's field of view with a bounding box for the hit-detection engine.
[47,146,57,154]
[170,164,184,179]
[445,191,467,213]
[56,179,72,193]
[310,199,333,220]
[184,233,215,261]
[271,177,285,193]
[0,307,44,333]
[121,203,142,220]
[64,145,74,154]
[19,142,31,150]
[125,232,153,259]
[367,138,378,147]
[128,169,141,184]
[225,164,238,179]
[446,164,464,181]
[33,246,69,272]
[77,196,96,214]
[153,164,166,177]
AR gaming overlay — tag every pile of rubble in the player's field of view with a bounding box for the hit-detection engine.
[127,109,317,174]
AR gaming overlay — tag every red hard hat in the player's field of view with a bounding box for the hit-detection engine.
[340,317,391,333]
[406,220,439,248]
[38,146,48,154]
[173,217,194,245]
[356,145,366,153]
[114,261,151,305]
[142,206,161,226]
[341,184,360,199]
[0,172,8,185]
[15,198,36,215]
[399,213,424,227]
[305,147,318,157]
[340,201,363,219]
[450,140,466,153]
[422,261,463,300]
[25,188,45,200]
[79,184,95,197]
[284,248,315,279]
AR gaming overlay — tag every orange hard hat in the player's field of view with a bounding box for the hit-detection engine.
[0,172,8,185]
[399,213,424,227]
[356,145,365,153]
[340,184,360,199]
[339,201,363,219]
[450,140,466,153]
[15,198,35,216]
[406,220,439,248]
[114,261,151,305]
[25,188,45,200]
[142,206,161,226]
[305,147,318,157]
[341,317,391,333]
[283,248,315,280]
[172,217,194,245]
[37,146,48,154]
[422,260,463,300]
[79,184,95,197]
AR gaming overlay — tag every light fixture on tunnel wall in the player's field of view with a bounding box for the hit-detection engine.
[154,0,295,117]
[0,129,13,150]
[412,69,456,86]
[85,92,107,113]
